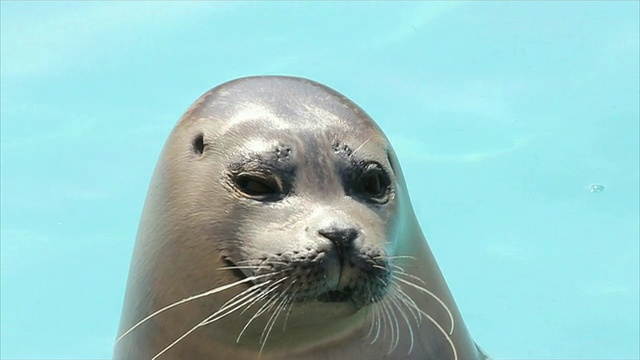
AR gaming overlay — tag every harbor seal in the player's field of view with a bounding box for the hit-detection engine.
[113,76,489,359]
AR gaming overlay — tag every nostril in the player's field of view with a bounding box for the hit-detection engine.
[318,228,359,246]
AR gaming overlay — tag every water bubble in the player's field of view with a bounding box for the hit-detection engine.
[589,184,605,193]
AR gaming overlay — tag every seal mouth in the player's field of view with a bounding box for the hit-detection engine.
[225,256,356,303]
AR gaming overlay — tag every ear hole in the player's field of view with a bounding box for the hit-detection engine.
[193,133,205,155]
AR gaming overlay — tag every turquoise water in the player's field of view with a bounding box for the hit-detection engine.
[1,1,638,359]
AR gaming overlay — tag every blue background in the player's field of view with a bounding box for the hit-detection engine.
[1,1,639,359]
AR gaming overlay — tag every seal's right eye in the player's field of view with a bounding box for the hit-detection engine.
[234,174,280,198]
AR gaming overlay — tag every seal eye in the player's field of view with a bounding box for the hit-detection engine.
[364,172,382,196]
[358,163,390,201]
[235,174,280,198]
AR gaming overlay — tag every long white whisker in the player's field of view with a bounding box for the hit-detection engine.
[418,309,458,360]
[281,284,299,332]
[236,279,288,343]
[388,288,414,355]
[259,292,290,354]
[116,272,277,343]
[387,297,401,355]
[240,277,288,316]
[259,279,296,342]
[391,283,422,326]
[372,255,417,261]
[254,288,285,345]
[352,136,371,155]
[379,298,394,352]
[217,265,267,270]
[151,283,271,359]
[250,292,281,333]
[261,283,290,333]
[370,299,383,344]
[203,283,271,326]
[393,275,455,334]
[391,268,427,286]
[230,260,290,267]
[364,285,377,339]
[390,263,407,273]
[152,317,206,360]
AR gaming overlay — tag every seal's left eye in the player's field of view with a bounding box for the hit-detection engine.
[359,163,390,201]
[235,174,279,197]
[363,172,382,196]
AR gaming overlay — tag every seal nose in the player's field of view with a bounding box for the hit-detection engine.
[318,227,359,248]
[318,226,360,291]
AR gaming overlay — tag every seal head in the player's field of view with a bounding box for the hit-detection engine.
[114,76,488,360]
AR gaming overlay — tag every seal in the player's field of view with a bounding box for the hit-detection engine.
[113,76,490,360]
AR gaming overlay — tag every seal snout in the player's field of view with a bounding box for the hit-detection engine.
[318,227,359,263]
[313,223,390,307]
[318,225,359,288]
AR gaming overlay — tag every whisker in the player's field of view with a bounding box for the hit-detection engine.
[386,297,400,355]
[391,268,427,286]
[230,260,290,267]
[116,272,278,343]
[417,308,458,360]
[390,263,407,273]
[372,255,417,261]
[370,299,383,345]
[152,317,206,360]
[259,292,290,354]
[236,279,288,343]
[391,283,422,327]
[240,277,288,316]
[388,288,415,355]
[217,265,267,270]
[352,136,371,155]
[252,286,286,347]
[281,286,299,332]
[152,283,271,359]
[259,279,296,339]
[365,287,376,339]
[392,275,455,334]
[250,290,282,333]
[203,283,271,326]
[378,298,391,350]
[230,252,276,263]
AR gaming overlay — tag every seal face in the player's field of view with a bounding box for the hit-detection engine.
[114,76,488,360]
[220,138,394,308]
